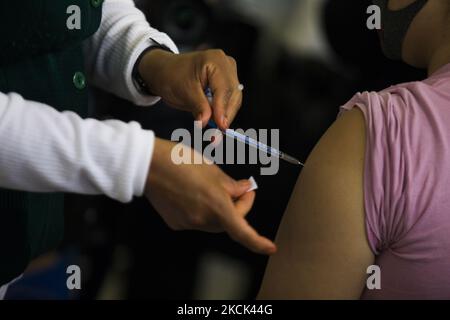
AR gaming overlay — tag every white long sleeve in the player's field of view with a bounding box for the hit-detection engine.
[0,0,180,202]
[0,92,154,203]
[84,0,179,106]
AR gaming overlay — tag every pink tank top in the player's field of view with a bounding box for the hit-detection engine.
[340,63,450,299]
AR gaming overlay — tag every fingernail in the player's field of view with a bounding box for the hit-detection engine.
[268,246,277,255]
[222,116,228,128]
[265,243,277,254]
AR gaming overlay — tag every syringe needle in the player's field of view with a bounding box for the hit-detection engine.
[280,153,304,166]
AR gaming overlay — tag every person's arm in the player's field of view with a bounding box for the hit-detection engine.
[83,0,179,107]
[84,0,242,130]
[258,108,375,299]
[0,92,153,203]
[0,91,276,255]
[78,0,273,254]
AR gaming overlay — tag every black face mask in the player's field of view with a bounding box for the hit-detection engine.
[373,0,428,60]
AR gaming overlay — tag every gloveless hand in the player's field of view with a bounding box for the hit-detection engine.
[138,49,243,130]
[145,138,277,255]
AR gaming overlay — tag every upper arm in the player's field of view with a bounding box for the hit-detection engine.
[258,108,375,299]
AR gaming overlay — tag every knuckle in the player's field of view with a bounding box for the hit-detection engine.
[207,49,226,60]
[214,49,226,56]
[228,56,237,66]
[228,178,238,190]
[189,214,206,228]
[221,174,235,189]
[225,89,233,101]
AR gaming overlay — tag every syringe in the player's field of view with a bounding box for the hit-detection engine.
[205,89,304,166]
[207,120,304,166]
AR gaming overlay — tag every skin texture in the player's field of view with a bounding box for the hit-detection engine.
[146,138,276,255]
[139,49,242,130]
[137,50,276,255]
[258,109,372,299]
[258,0,450,298]
[398,0,450,74]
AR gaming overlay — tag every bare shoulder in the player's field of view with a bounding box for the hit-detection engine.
[258,108,374,299]
[309,108,366,174]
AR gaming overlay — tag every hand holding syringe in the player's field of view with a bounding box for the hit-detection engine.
[205,88,304,166]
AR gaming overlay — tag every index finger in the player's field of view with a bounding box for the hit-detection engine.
[209,59,242,130]
[224,214,277,255]
[210,83,241,130]
[221,57,243,125]
[225,56,244,123]
[220,199,277,255]
[222,86,243,127]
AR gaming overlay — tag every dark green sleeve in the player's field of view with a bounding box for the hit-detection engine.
[0,0,102,66]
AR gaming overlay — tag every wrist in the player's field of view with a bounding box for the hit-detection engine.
[138,49,173,97]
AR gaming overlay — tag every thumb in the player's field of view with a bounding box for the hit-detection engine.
[224,179,252,199]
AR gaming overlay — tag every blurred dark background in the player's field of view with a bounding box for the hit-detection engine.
[6,0,425,299]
